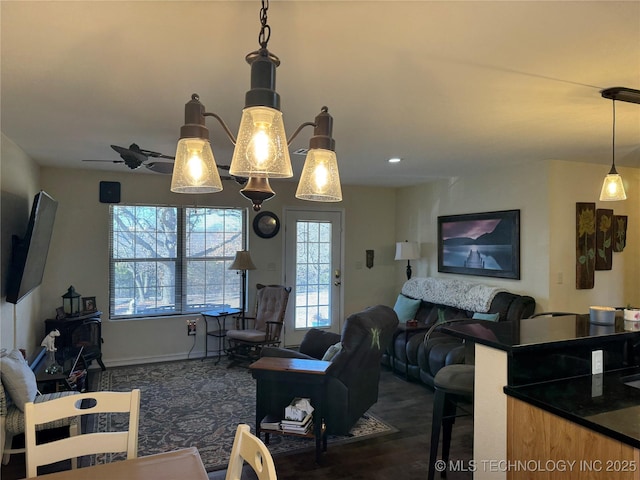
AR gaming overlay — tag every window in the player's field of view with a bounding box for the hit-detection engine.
[109,205,246,319]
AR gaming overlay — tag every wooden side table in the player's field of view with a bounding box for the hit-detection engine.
[249,357,330,463]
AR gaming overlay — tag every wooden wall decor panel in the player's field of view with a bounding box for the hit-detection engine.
[613,215,628,252]
[576,202,596,289]
[595,208,614,270]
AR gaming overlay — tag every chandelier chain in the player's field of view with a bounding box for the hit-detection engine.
[258,0,271,49]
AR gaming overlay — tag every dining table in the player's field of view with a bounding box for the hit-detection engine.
[23,447,209,480]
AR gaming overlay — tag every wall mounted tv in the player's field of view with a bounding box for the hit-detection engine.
[6,191,58,304]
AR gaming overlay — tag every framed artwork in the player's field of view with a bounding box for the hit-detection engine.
[595,208,613,271]
[613,215,628,252]
[82,296,97,313]
[437,209,520,279]
[576,202,596,289]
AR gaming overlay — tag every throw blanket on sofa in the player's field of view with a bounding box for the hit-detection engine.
[401,277,506,313]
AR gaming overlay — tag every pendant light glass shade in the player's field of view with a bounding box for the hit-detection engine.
[229,106,292,178]
[600,170,627,201]
[171,138,223,193]
[296,148,342,202]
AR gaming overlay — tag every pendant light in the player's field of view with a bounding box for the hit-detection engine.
[599,87,640,201]
[171,1,342,210]
[599,98,626,201]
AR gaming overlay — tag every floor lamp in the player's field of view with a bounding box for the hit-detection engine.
[229,250,256,328]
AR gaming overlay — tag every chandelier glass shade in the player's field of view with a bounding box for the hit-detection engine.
[230,106,292,178]
[171,137,222,194]
[296,148,342,202]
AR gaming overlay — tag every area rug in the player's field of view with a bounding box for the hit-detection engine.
[93,359,397,471]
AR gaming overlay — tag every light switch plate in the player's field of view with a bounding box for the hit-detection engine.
[592,350,603,375]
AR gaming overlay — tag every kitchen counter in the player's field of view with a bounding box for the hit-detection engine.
[440,315,640,386]
[505,367,640,449]
[439,314,638,353]
[435,314,640,479]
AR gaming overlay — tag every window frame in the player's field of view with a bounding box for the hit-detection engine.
[109,204,247,320]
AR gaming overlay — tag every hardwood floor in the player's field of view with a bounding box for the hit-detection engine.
[2,368,473,480]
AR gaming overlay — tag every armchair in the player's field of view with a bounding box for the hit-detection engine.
[260,304,399,435]
[226,284,291,365]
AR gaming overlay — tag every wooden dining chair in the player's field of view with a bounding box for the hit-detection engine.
[225,424,277,480]
[24,389,140,477]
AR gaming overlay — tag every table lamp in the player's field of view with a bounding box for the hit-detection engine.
[395,241,420,280]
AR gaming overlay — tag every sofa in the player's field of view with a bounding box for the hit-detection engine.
[260,304,399,435]
[382,277,535,387]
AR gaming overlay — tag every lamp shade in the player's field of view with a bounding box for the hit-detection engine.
[599,171,627,201]
[295,148,342,202]
[229,250,257,271]
[230,106,292,178]
[171,138,223,193]
[395,241,420,261]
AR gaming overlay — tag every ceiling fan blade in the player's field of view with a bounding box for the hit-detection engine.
[145,162,174,174]
[218,165,231,171]
[140,149,175,160]
[82,159,125,164]
[233,176,248,185]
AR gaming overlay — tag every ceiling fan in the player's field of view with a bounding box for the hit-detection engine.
[83,144,247,183]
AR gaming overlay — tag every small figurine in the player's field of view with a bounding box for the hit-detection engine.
[41,329,60,352]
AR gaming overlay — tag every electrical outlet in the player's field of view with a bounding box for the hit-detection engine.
[592,350,603,375]
[187,320,197,336]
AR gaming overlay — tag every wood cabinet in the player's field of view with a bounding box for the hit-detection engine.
[507,397,640,480]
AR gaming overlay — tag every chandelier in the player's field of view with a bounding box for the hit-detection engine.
[170,1,342,211]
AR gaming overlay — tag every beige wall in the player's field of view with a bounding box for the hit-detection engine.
[1,133,43,355]
[394,159,640,313]
[549,160,640,310]
[394,161,550,307]
[33,167,397,365]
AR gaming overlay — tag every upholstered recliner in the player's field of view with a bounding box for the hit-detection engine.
[260,304,399,435]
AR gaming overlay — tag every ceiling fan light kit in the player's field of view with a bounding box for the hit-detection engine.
[598,87,639,202]
[170,0,342,210]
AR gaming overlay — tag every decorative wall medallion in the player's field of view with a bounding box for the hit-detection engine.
[253,211,280,239]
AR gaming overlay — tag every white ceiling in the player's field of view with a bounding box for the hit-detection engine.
[2,0,639,188]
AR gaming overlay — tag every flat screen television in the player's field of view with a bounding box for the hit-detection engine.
[6,191,58,304]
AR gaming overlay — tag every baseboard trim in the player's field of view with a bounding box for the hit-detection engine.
[100,351,207,368]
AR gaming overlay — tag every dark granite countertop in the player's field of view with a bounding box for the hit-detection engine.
[439,314,640,353]
[504,367,640,449]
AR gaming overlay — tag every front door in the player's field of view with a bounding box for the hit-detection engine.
[283,209,343,347]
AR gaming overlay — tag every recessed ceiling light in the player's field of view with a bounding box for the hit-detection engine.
[388,157,401,163]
